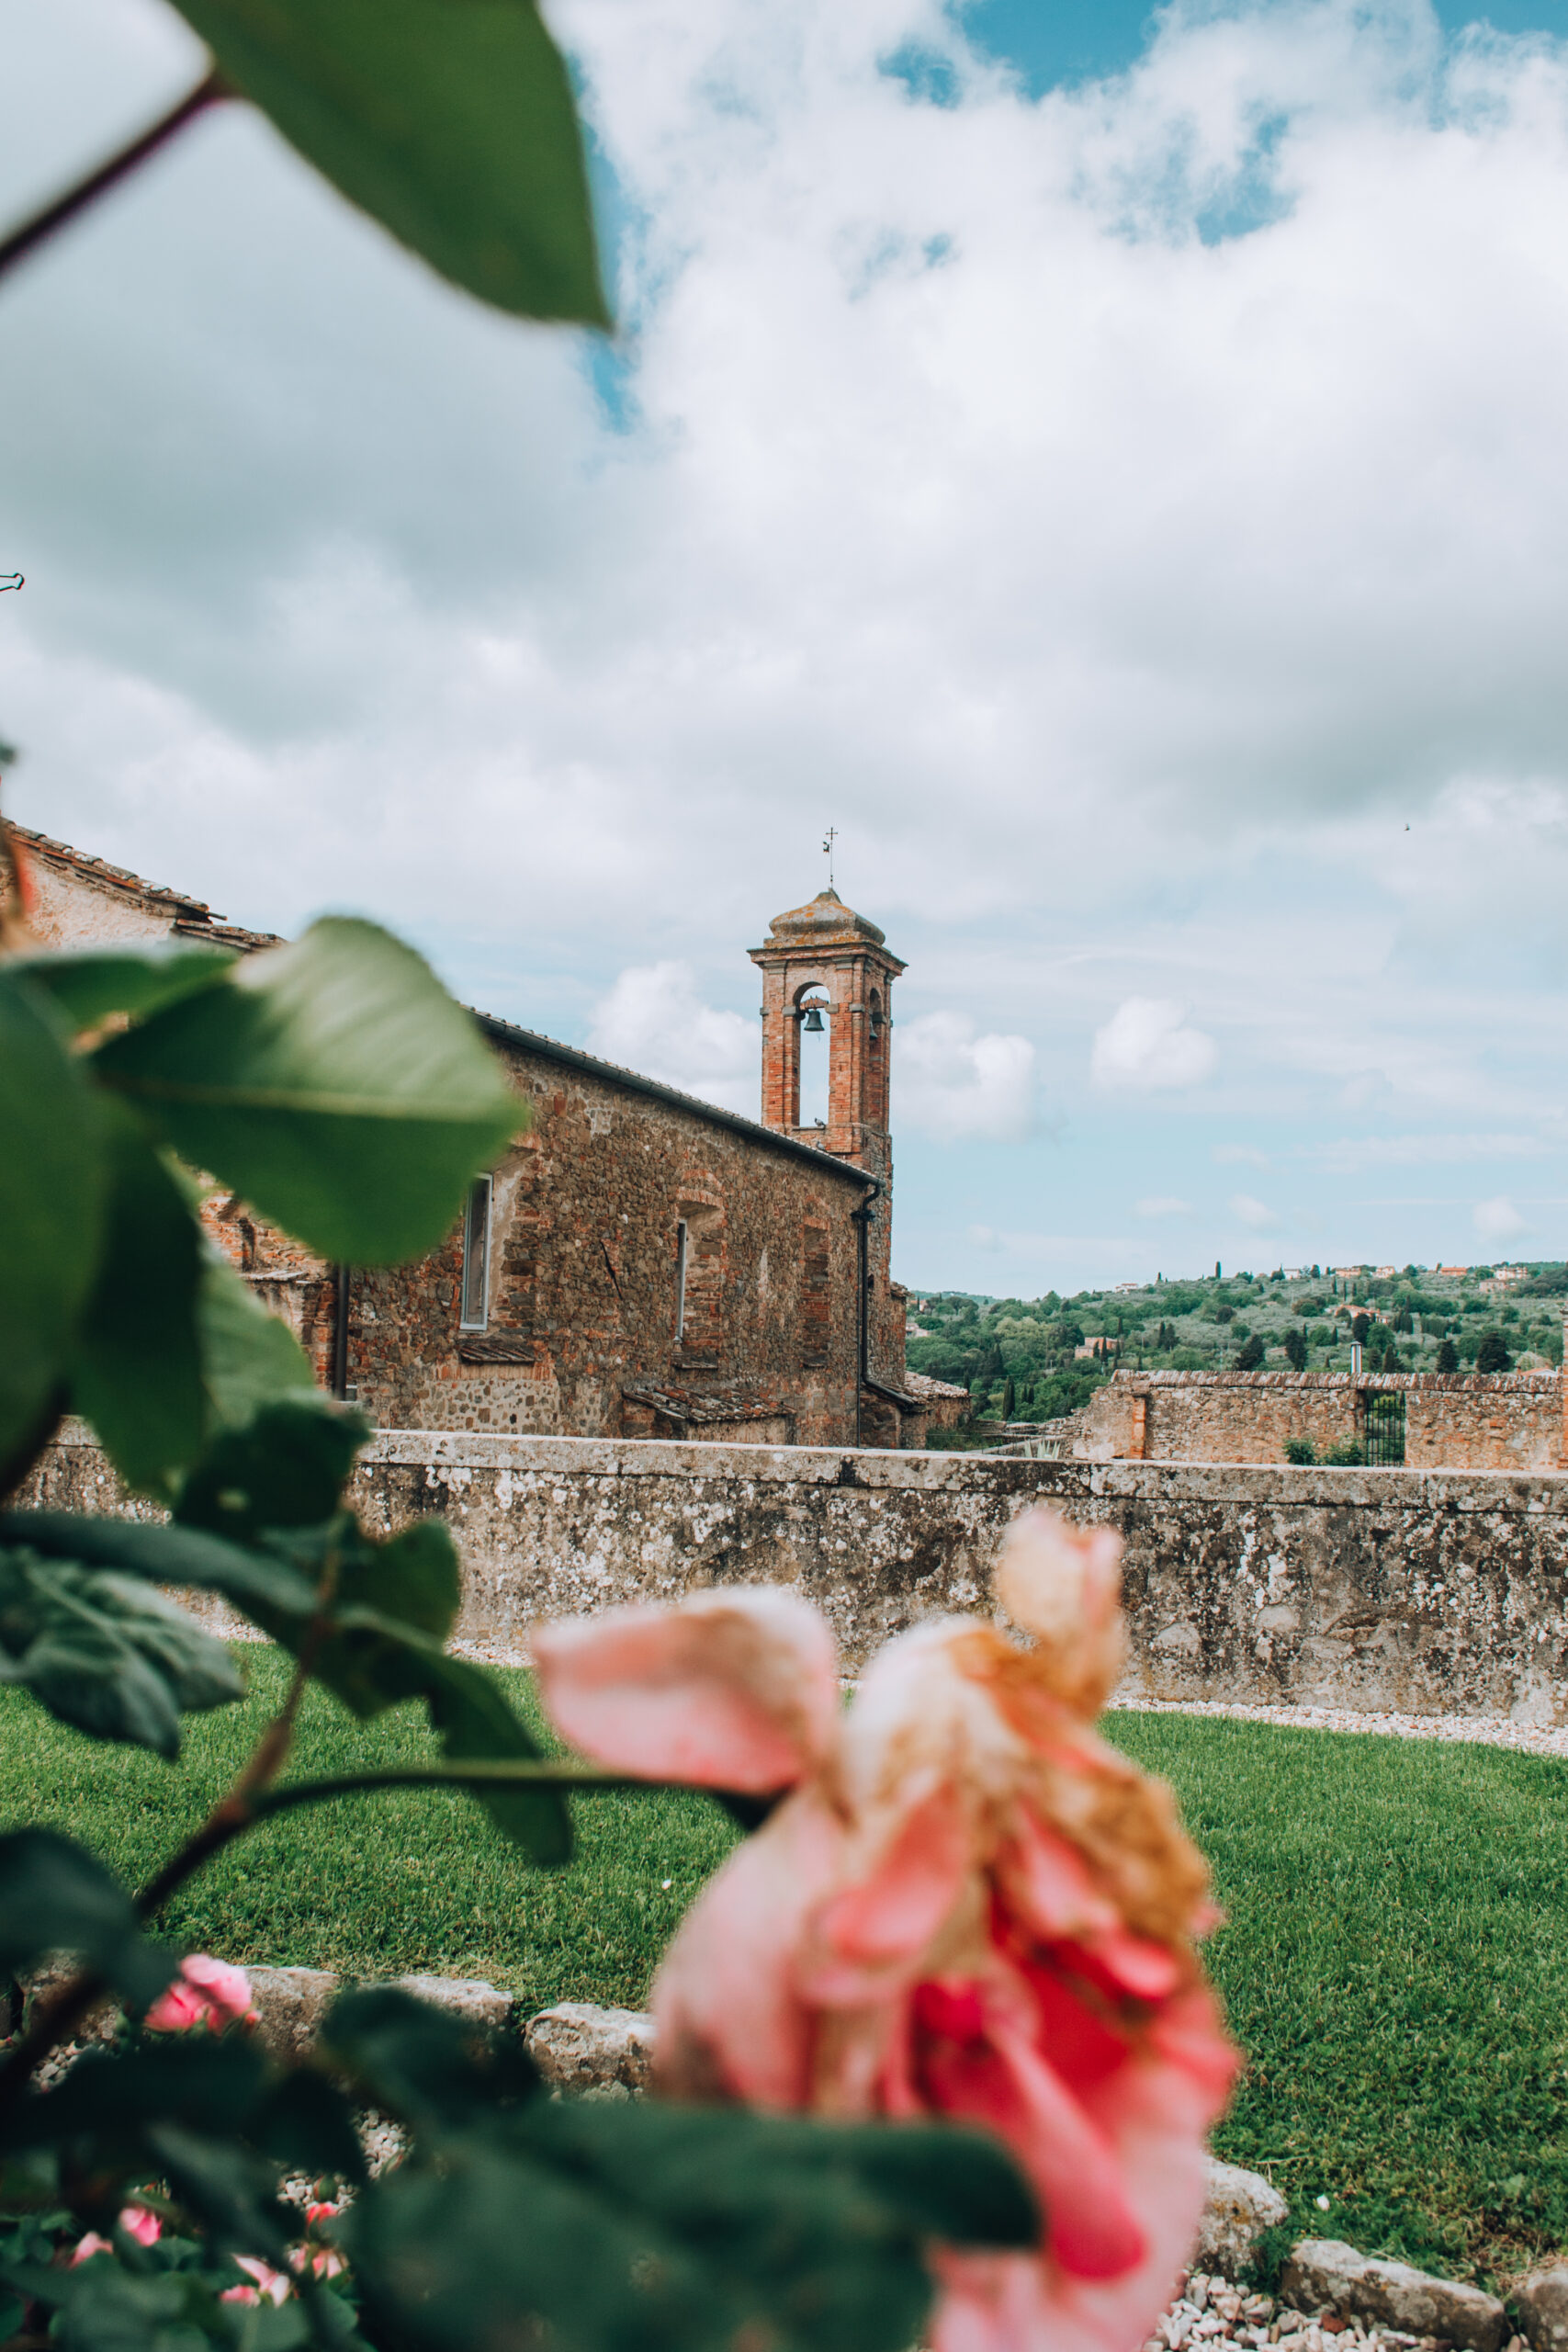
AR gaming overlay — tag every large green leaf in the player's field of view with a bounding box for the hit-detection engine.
[0,1511,320,1617]
[0,1829,176,2009]
[346,2098,1039,2352]
[321,1984,538,2137]
[255,1519,571,1866]
[196,1252,317,1432]
[10,944,236,1031]
[92,919,521,1263]
[0,971,106,1485]
[0,1546,243,1757]
[423,1649,571,1864]
[175,1396,368,1548]
[69,1103,207,1501]
[161,0,608,326]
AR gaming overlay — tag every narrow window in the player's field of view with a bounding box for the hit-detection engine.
[674,1220,689,1341]
[461,1177,491,1328]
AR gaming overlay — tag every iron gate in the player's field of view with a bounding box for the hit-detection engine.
[1362,1389,1406,1467]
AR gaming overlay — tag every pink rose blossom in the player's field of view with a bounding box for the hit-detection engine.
[144,1955,256,2035]
[296,2203,345,2278]
[71,2208,162,2264]
[225,2257,290,2306]
[536,1508,1239,2352]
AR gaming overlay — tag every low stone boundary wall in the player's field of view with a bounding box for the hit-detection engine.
[1078,1367,1565,1472]
[21,1426,1568,1724]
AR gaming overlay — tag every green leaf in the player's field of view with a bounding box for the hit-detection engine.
[255,1520,571,1867]
[0,1547,243,1756]
[10,944,236,1031]
[175,1396,368,1548]
[0,1829,175,2009]
[518,2103,1039,2352]
[0,2034,271,2155]
[249,2070,367,2186]
[0,970,106,1483]
[321,1985,536,2138]
[163,0,608,326]
[52,2262,197,2352]
[347,2137,702,2352]
[423,1650,571,1865]
[93,919,522,1264]
[197,1253,316,1433]
[69,1102,206,1501]
[337,1517,458,1643]
[801,2119,1041,2248]
[0,1511,320,1617]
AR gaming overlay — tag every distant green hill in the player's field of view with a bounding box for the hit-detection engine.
[904,1262,1565,1422]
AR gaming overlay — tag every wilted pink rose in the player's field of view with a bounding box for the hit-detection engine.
[144,1955,256,2034]
[70,2233,113,2266]
[536,1508,1238,2352]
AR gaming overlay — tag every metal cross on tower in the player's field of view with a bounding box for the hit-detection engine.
[821,826,837,887]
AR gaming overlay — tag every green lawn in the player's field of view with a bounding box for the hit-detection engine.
[0,1651,738,2018]
[4,1659,1567,2286]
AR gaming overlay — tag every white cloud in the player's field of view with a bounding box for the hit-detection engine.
[15,0,1568,1288]
[1230,1193,1280,1230]
[1213,1144,1270,1168]
[1136,1195,1192,1217]
[1473,1193,1529,1244]
[896,1012,1037,1141]
[587,963,755,1114]
[1092,999,1218,1092]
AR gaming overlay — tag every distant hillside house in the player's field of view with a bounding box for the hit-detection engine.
[10,827,925,1449]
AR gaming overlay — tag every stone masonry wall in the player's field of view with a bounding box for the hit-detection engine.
[351,1037,879,1446]
[1079,1369,1565,1473]
[24,1427,1568,1724]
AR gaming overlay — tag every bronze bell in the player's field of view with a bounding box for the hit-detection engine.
[800,1001,826,1033]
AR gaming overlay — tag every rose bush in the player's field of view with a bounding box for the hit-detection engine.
[536,1505,1238,2352]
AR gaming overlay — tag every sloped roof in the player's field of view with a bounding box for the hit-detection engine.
[10,823,284,951]
[7,822,876,1189]
[472,1008,873,1186]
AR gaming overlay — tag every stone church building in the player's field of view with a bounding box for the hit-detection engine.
[15,825,931,1448]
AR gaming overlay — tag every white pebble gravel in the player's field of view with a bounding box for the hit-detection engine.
[1121,1697,1568,1758]
[1150,2277,1528,2352]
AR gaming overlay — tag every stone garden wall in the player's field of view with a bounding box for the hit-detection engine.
[1078,1368,1565,1473]
[23,1425,1568,1725]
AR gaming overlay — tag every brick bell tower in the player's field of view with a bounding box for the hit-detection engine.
[750,889,908,1423]
[749,887,904,1173]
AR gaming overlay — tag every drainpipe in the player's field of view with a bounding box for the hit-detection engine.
[850,1178,882,1449]
[332,1263,351,1401]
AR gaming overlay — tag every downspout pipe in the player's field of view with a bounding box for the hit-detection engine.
[332,1264,351,1402]
[850,1178,882,1449]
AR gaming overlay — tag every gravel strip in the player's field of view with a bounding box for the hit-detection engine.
[1120,1696,1568,1758]
[1150,2275,1524,2352]
[205,1611,1568,1758]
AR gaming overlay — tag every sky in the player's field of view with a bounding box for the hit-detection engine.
[6,0,1568,1295]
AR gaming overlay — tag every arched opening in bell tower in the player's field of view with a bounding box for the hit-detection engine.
[794,979,830,1130]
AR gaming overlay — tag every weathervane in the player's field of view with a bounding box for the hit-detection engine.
[822,826,837,888]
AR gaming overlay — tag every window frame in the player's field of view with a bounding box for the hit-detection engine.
[674,1219,689,1342]
[460,1175,493,1329]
